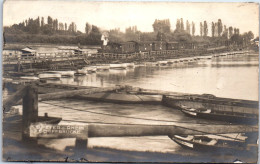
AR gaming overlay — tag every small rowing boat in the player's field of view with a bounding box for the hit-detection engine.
[169,135,249,152]
[20,76,39,80]
[75,69,88,75]
[125,63,135,68]
[45,71,74,77]
[83,66,97,73]
[156,61,168,66]
[38,73,61,80]
[96,64,110,71]
[180,105,258,124]
[110,63,127,69]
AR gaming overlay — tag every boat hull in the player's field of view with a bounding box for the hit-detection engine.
[170,135,248,152]
[73,92,162,104]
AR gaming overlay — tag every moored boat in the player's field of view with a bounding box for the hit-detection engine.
[73,92,162,104]
[20,76,39,80]
[169,135,248,152]
[96,64,110,71]
[162,94,259,124]
[38,73,61,80]
[75,69,88,75]
[45,71,74,77]
[156,61,168,66]
[83,66,97,73]
[125,63,135,68]
[109,63,127,69]
[180,105,258,124]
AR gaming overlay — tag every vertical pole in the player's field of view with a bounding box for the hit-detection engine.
[22,86,38,141]
[74,137,88,160]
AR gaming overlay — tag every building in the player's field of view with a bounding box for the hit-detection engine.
[105,41,136,54]
[152,41,167,51]
[135,41,153,52]
[167,42,179,50]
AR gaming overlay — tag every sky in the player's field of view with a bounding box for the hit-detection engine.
[3,1,259,37]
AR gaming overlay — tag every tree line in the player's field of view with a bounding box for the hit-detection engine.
[4,16,102,45]
[3,16,256,46]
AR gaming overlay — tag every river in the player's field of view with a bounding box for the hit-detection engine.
[8,51,259,162]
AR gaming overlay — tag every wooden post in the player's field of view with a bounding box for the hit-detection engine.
[22,86,38,141]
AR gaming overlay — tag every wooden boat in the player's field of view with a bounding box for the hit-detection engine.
[38,73,61,80]
[96,64,110,70]
[73,92,162,104]
[45,71,74,77]
[169,135,248,152]
[109,63,127,69]
[162,94,258,124]
[20,76,39,80]
[125,63,135,68]
[180,105,258,124]
[75,69,88,75]
[156,61,168,66]
[83,66,97,73]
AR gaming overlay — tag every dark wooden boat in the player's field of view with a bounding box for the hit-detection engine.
[180,105,258,124]
[73,92,162,104]
[169,135,250,152]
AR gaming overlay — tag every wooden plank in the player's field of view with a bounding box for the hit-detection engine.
[29,123,258,139]
[3,86,27,112]
[38,85,125,101]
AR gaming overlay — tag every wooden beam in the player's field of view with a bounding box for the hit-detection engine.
[88,124,258,137]
[29,123,258,139]
[3,86,27,112]
[38,85,125,101]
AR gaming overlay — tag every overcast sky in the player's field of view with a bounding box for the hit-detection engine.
[3,1,259,36]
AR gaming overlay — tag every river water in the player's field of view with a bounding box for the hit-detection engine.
[10,51,259,162]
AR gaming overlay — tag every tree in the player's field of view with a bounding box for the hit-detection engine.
[192,21,195,36]
[222,25,228,38]
[47,16,53,29]
[200,22,203,36]
[228,26,233,38]
[65,23,67,31]
[186,20,190,34]
[180,18,184,30]
[176,19,181,30]
[217,19,223,37]
[247,31,254,40]
[41,17,44,27]
[85,22,91,35]
[211,22,215,37]
[58,22,64,31]
[203,21,208,37]
[152,19,170,33]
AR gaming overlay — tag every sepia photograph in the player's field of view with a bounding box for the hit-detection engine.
[2,1,259,162]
